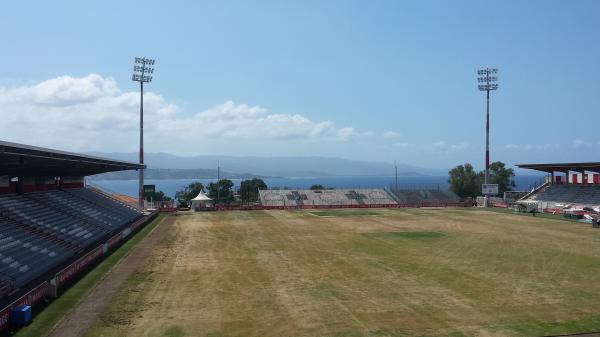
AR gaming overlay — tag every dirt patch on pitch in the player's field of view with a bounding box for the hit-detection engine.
[45,215,173,337]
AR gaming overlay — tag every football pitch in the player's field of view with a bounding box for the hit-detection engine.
[85,208,600,337]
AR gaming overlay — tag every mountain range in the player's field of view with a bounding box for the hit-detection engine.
[86,168,269,181]
[87,152,448,179]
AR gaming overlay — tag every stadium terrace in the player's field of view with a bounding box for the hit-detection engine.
[0,141,157,331]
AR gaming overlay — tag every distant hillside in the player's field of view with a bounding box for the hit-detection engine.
[88,168,270,180]
[87,152,447,178]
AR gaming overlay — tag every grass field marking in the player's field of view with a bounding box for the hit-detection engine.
[14,214,166,337]
[364,231,447,240]
[308,209,383,217]
[321,284,374,337]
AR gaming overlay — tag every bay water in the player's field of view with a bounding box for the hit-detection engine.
[91,175,545,199]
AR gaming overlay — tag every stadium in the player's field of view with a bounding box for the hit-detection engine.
[1,135,600,337]
[1,3,599,336]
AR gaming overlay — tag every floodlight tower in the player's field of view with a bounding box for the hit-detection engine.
[394,160,398,192]
[132,57,156,209]
[477,68,498,185]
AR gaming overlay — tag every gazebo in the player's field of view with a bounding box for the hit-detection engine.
[190,191,212,211]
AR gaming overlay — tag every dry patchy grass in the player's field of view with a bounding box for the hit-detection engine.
[85,208,600,337]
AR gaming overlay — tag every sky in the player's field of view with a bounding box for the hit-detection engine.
[0,0,599,170]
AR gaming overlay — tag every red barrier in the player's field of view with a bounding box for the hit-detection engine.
[0,212,160,332]
[543,208,565,214]
[106,233,122,251]
[129,212,157,232]
[56,212,157,288]
[0,177,7,195]
[62,183,84,189]
[54,246,103,288]
[396,203,465,208]
[11,282,48,308]
[129,219,143,232]
[0,282,49,330]
[217,203,466,211]
[0,307,9,331]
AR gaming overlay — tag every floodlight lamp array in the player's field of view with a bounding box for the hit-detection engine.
[476,68,499,91]
[134,57,155,65]
[478,84,498,91]
[477,68,498,75]
[132,74,153,82]
[132,57,156,83]
[133,66,154,73]
[477,76,498,83]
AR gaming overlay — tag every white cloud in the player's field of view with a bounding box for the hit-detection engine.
[505,143,536,151]
[392,141,469,153]
[449,143,469,151]
[0,74,357,153]
[504,143,564,152]
[572,139,591,149]
[427,141,447,150]
[383,131,401,139]
[424,141,469,152]
[158,102,354,142]
[336,128,356,141]
[0,74,120,106]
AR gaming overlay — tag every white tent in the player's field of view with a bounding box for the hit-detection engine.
[515,200,539,213]
[191,191,212,210]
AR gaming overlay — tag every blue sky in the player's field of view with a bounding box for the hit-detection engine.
[0,0,599,170]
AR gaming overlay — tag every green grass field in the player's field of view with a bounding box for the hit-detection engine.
[84,208,600,337]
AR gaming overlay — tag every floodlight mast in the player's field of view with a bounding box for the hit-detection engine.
[132,57,155,209]
[394,160,398,192]
[477,68,498,186]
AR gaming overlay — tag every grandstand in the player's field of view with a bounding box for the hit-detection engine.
[0,140,156,331]
[386,184,460,204]
[528,184,600,205]
[387,188,460,204]
[259,189,398,207]
[258,187,461,208]
[517,162,600,208]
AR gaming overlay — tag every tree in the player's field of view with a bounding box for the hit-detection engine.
[240,178,268,204]
[174,182,205,207]
[145,190,172,202]
[208,179,234,204]
[488,161,516,194]
[448,163,481,198]
[448,161,516,199]
[309,184,325,190]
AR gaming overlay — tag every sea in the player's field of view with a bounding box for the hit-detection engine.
[91,175,546,199]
